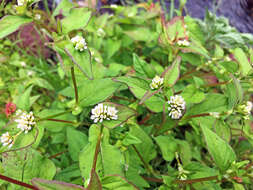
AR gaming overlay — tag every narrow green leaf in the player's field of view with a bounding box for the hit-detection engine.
[32,178,86,190]
[162,56,181,87]
[233,48,252,76]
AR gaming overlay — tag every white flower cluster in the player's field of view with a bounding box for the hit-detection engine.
[168,95,186,119]
[239,101,252,120]
[90,103,118,123]
[0,132,13,148]
[177,39,190,46]
[15,110,36,133]
[150,76,164,90]
[17,0,33,6]
[71,35,87,52]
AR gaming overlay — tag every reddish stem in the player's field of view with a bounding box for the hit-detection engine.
[0,174,38,190]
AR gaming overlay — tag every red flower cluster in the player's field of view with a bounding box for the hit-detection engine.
[5,102,16,117]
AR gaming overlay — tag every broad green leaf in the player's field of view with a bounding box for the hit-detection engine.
[0,15,32,39]
[201,125,236,172]
[15,85,33,111]
[154,136,177,161]
[64,44,93,79]
[105,39,121,59]
[61,8,91,33]
[214,120,231,143]
[122,133,142,146]
[102,175,138,190]
[32,178,85,190]
[181,84,205,104]
[124,27,155,42]
[186,93,228,116]
[129,124,156,163]
[2,148,56,183]
[233,48,252,76]
[37,109,76,132]
[67,128,88,161]
[163,56,181,87]
[102,102,136,129]
[115,77,165,112]
[28,78,54,90]
[219,61,238,73]
[133,54,156,78]
[53,0,74,16]
[78,78,121,107]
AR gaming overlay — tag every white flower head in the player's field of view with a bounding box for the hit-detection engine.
[110,4,118,8]
[71,35,87,52]
[35,14,41,20]
[15,111,36,133]
[150,76,164,90]
[238,101,252,120]
[0,132,13,148]
[90,103,118,123]
[209,112,220,118]
[168,95,186,119]
[97,28,105,37]
[177,39,190,46]
[20,61,26,67]
[17,0,25,6]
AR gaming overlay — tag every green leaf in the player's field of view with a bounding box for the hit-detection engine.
[28,78,54,90]
[226,75,243,109]
[129,124,156,163]
[78,78,121,107]
[61,8,91,33]
[186,93,228,116]
[102,175,138,190]
[15,85,33,111]
[122,133,142,146]
[105,39,121,59]
[67,128,88,161]
[2,148,56,183]
[115,77,165,112]
[163,56,181,87]
[53,0,74,16]
[233,48,252,76]
[124,27,155,42]
[0,15,32,39]
[181,85,205,104]
[133,53,147,77]
[201,125,236,172]
[32,178,86,190]
[154,135,177,161]
[64,44,93,79]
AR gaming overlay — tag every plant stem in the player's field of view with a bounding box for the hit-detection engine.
[46,118,77,124]
[71,67,79,105]
[0,174,38,190]
[132,145,156,176]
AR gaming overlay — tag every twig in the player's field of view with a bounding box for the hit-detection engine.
[71,67,79,104]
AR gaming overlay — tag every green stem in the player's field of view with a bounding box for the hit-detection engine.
[71,67,79,105]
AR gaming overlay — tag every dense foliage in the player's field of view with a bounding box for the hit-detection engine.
[0,0,253,189]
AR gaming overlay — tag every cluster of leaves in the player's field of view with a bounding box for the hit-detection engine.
[0,0,253,190]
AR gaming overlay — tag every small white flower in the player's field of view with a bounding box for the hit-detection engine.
[168,95,186,119]
[17,0,25,6]
[0,132,13,148]
[97,28,105,37]
[71,35,87,52]
[209,112,220,118]
[35,14,41,20]
[15,111,36,133]
[27,71,34,76]
[177,39,190,46]
[110,4,118,8]
[20,61,26,67]
[90,103,118,123]
[238,101,252,120]
[150,76,164,90]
